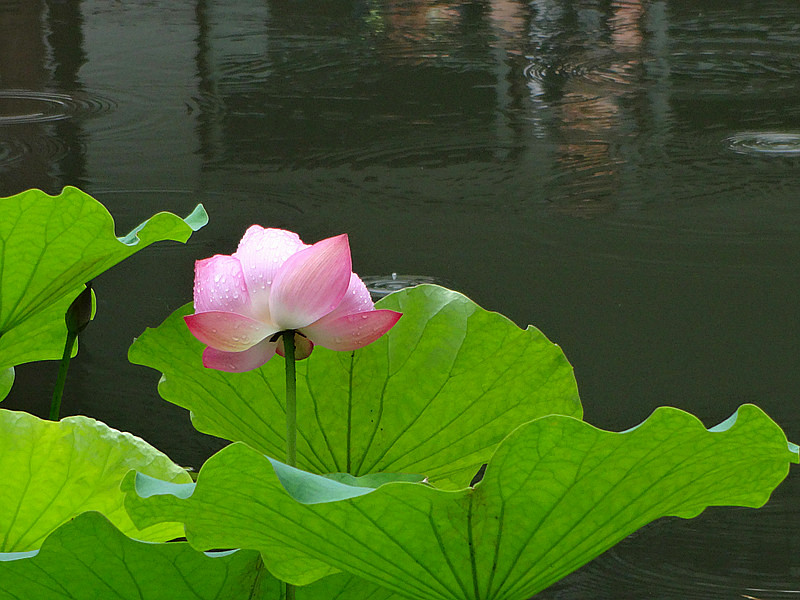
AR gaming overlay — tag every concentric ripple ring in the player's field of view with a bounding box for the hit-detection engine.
[0,90,114,125]
[725,132,800,156]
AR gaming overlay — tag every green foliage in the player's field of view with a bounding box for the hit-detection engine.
[0,187,207,387]
[129,285,581,488]
[0,367,12,402]
[0,189,796,600]
[0,512,279,600]
[0,409,191,552]
[0,511,411,600]
[123,405,797,599]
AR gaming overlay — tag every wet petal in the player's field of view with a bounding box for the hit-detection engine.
[184,311,278,352]
[193,255,251,316]
[202,339,278,372]
[269,233,352,330]
[234,226,308,323]
[276,332,315,360]
[314,272,375,323]
[302,309,402,351]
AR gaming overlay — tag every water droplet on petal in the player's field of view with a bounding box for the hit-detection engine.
[214,274,221,283]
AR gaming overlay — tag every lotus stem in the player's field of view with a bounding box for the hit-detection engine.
[283,331,297,468]
[50,284,93,421]
[282,331,297,600]
[49,330,77,421]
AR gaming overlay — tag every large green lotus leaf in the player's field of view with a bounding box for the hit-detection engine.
[0,367,12,401]
[0,511,406,600]
[300,573,406,600]
[123,404,797,600]
[0,511,279,600]
[0,186,207,375]
[129,284,581,488]
[0,409,191,551]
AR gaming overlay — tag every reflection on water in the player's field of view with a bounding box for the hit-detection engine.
[2,1,800,598]
[0,0,89,191]
[540,475,800,599]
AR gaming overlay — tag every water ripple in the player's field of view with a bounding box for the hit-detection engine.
[523,50,644,99]
[725,132,800,156]
[362,274,453,300]
[669,48,800,96]
[542,496,800,599]
[0,90,115,125]
[0,139,27,168]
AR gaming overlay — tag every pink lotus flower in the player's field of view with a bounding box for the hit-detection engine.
[184,226,402,372]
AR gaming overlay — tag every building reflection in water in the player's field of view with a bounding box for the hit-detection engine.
[526,0,648,217]
[189,0,657,220]
[0,0,87,196]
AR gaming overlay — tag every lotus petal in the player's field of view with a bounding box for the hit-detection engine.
[234,226,308,323]
[184,311,277,352]
[270,234,352,330]
[192,254,251,316]
[203,340,278,373]
[303,310,402,351]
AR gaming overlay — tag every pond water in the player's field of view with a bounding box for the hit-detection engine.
[2,0,800,597]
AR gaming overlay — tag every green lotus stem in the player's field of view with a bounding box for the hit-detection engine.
[50,284,93,421]
[49,330,78,421]
[282,331,297,600]
[283,332,297,468]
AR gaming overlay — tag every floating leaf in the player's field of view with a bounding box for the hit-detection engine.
[123,405,797,599]
[0,512,278,600]
[0,511,408,600]
[0,187,207,377]
[129,285,580,488]
[0,409,191,552]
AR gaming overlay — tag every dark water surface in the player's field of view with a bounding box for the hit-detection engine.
[2,0,800,597]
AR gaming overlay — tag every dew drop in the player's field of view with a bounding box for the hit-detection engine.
[214,274,221,283]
